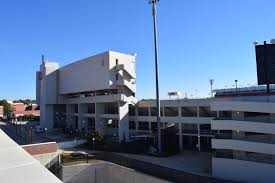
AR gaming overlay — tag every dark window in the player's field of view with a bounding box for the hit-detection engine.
[164,107,178,117]
[74,104,78,113]
[129,107,136,116]
[105,103,118,114]
[88,118,95,131]
[199,106,216,117]
[129,121,136,130]
[181,107,197,117]
[151,122,157,131]
[150,107,163,116]
[138,107,149,116]
[88,104,95,114]
[138,122,149,130]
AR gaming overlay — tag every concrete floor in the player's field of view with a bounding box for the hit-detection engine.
[116,151,212,176]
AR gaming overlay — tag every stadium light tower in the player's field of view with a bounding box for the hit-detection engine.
[148,0,161,154]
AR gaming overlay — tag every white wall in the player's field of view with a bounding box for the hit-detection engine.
[59,52,110,94]
[213,157,275,183]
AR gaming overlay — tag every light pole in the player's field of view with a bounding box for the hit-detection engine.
[209,79,214,98]
[148,0,161,154]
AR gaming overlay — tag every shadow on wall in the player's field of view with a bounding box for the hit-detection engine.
[62,162,170,183]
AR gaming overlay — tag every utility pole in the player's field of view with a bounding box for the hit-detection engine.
[148,0,161,154]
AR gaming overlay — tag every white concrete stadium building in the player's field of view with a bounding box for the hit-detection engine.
[37,51,275,183]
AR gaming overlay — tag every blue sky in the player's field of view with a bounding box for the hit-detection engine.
[0,0,275,100]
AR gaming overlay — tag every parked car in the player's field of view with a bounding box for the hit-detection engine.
[34,126,46,133]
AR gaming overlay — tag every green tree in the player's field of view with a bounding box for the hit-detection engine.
[0,100,13,116]
[87,130,104,142]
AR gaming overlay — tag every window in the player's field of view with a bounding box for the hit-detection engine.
[129,121,136,130]
[164,107,178,117]
[88,118,95,131]
[129,107,136,116]
[138,107,149,116]
[181,107,197,117]
[138,121,149,130]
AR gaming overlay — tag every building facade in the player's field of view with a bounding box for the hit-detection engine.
[36,51,137,142]
[37,51,275,182]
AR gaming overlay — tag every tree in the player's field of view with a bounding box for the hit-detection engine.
[0,100,13,116]
[87,130,104,142]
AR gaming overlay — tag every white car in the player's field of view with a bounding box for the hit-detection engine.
[34,126,46,133]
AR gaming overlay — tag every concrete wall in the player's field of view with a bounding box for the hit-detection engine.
[212,139,275,155]
[211,119,275,134]
[213,157,275,183]
[33,152,59,167]
[57,139,87,149]
[211,100,275,113]
[59,52,110,94]
[62,162,170,183]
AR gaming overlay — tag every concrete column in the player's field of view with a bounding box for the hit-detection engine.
[162,107,165,127]
[78,104,82,130]
[95,103,105,133]
[178,123,183,151]
[118,102,129,142]
[135,107,139,131]
[148,107,151,131]
[198,123,201,152]
[40,104,54,130]
[178,106,183,151]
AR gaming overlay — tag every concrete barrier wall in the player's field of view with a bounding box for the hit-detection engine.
[213,157,275,183]
[33,152,59,167]
[57,139,87,149]
[96,152,239,183]
[62,162,170,183]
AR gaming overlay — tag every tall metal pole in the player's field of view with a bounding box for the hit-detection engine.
[149,0,161,153]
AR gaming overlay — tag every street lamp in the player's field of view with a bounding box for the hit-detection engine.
[148,0,161,154]
[92,137,95,151]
